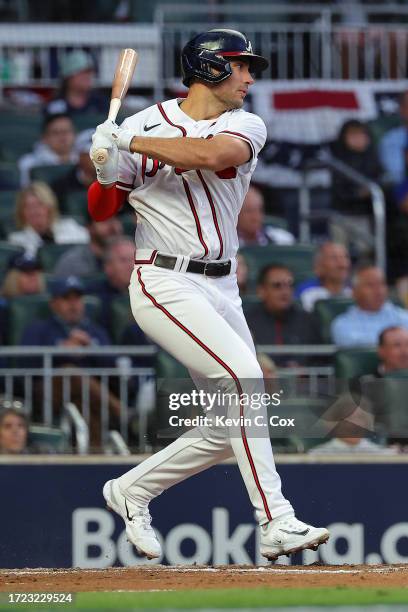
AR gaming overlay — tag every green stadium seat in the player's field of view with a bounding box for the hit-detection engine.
[0,113,41,160]
[8,293,102,345]
[29,425,69,453]
[0,191,18,236]
[30,164,75,185]
[368,116,401,146]
[62,191,88,217]
[335,348,378,380]
[38,244,80,272]
[239,244,316,288]
[7,294,50,345]
[264,215,289,230]
[382,372,408,437]
[156,350,189,379]
[0,163,20,189]
[121,213,136,238]
[0,242,24,280]
[109,294,133,344]
[241,294,261,315]
[313,297,355,343]
[72,113,108,133]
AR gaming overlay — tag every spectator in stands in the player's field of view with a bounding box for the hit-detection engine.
[45,50,106,117]
[8,182,89,255]
[332,119,384,213]
[88,237,135,329]
[379,90,408,184]
[377,326,408,373]
[53,215,123,278]
[330,119,384,254]
[52,129,96,204]
[331,265,408,346]
[359,327,408,447]
[246,264,322,367]
[1,253,45,298]
[18,114,78,187]
[0,405,30,454]
[236,253,249,296]
[237,185,295,246]
[296,242,352,312]
[20,276,122,448]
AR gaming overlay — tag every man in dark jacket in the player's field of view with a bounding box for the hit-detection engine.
[246,264,322,367]
[20,276,121,447]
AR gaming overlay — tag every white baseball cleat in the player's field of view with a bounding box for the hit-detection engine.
[260,515,329,561]
[103,479,161,560]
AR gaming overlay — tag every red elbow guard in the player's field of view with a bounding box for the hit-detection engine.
[87,181,127,221]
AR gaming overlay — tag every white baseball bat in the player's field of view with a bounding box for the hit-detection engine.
[92,48,138,164]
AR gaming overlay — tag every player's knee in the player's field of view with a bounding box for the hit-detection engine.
[224,359,263,381]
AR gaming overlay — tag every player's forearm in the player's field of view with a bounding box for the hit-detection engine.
[129,136,222,171]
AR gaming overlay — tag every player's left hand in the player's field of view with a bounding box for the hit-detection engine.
[95,119,135,152]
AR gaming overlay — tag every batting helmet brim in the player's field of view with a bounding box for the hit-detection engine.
[218,51,269,73]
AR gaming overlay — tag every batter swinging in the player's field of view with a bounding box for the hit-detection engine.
[88,29,329,562]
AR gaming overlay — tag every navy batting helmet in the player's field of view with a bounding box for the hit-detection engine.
[181,29,269,87]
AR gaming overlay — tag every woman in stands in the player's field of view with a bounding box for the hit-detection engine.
[8,181,89,255]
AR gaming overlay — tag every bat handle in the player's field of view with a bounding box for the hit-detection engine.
[92,98,122,164]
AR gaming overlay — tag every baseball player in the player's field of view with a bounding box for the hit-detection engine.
[88,29,329,562]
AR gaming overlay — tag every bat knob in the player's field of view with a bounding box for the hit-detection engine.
[92,148,108,164]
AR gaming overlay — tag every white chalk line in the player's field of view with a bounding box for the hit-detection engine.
[0,565,407,577]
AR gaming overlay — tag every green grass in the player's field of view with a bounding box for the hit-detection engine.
[2,587,408,610]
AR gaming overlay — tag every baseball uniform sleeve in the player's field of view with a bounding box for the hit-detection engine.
[216,112,267,163]
[117,117,139,192]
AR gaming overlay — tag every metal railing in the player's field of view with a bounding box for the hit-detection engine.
[1,5,408,101]
[298,151,386,270]
[0,346,156,449]
[154,3,408,96]
[0,344,337,452]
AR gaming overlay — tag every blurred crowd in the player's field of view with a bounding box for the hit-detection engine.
[1,48,408,454]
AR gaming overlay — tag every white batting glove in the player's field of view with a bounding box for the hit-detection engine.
[90,133,119,185]
[95,119,135,152]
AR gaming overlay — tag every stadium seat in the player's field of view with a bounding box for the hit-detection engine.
[381,371,408,437]
[156,349,189,379]
[30,164,75,185]
[109,294,133,344]
[72,113,107,133]
[29,424,69,453]
[0,113,41,160]
[0,242,24,280]
[62,191,88,217]
[335,348,378,380]
[239,244,316,289]
[38,244,79,272]
[0,190,18,237]
[313,297,355,343]
[264,214,289,230]
[241,294,261,315]
[121,214,136,238]
[368,116,401,146]
[7,293,102,345]
[0,163,20,189]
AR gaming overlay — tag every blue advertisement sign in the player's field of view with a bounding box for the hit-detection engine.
[0,460,407,568]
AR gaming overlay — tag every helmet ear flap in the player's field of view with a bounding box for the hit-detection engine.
[181,47,232,87]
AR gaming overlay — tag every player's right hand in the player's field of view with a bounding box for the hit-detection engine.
[90,132,119,185]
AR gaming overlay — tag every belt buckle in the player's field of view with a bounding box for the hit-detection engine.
[203,262,211,277]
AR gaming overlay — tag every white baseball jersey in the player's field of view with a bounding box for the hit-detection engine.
[117,98,266,261]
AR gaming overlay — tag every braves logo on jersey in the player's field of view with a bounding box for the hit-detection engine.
[117,98,267,261]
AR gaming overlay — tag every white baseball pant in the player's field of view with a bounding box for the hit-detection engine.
[117,253,293,525]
